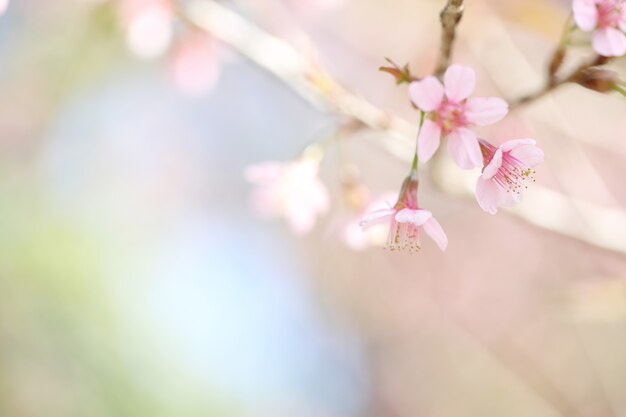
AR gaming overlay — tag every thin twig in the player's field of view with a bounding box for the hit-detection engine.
[511,55,609,109]
[435,0,465,77]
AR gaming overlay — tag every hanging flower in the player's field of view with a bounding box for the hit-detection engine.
[475,139,544,214]
[359,175,447,252]
[573,0,626,57]
[409,64,509,169]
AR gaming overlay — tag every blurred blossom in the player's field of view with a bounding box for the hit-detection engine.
[245,153,329,235]
[121,0,174,58]
[0,0,7,15]
[170,31,221,96]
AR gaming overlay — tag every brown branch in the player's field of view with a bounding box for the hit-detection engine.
[435,0,465,77]
[511,54,610,109]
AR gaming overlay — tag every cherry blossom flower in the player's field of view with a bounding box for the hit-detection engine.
[0,0,8,16]
[245,157,329,234]
[475,139,544,214]
[409,64,509,169]
[573,0,626,56]
[170,32,220,96]
[359,176,447,252]
[340,191,397,251]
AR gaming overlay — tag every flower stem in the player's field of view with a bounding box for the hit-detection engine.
[613,84,626,98]
[409,111,425,177]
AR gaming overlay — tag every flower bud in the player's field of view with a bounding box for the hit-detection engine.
[575,68,619,93]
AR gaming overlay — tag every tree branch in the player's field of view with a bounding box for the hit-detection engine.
[435,0,465,77]
[511,55,609,109]
[184,0,626,258]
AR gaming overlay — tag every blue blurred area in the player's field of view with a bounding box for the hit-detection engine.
[33,53,366,416]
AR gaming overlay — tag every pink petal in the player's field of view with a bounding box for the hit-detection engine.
[447,128,482,169]
[417,119,442,163]
[475,177,500,214]
[500,138,536,152]
[509,144,544,167]
[499,187,523,206]
[572,0,598,31]
[422,216,448,251]
[409,76,444,112]
[395,208,432,225]
[360,208,396,229]
[465,97,509,126]
[592,27,626,57]
[620,9,626,32]
[443,64,476,102]
[482,148,503,179]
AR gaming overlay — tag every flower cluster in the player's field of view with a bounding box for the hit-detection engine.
[573,0,626,56]
[244,65,544,252]
[354,64,543,251]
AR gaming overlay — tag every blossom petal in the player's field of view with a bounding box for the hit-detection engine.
[499,187,523,206]
[422,217,448,251]
[572,0,598,31]
[360,208,396,229]
[409,76,444,111]
[443,64,476,102]
[465,97,509,126]
[482,148,503,179]
[500,138,536,152]
[417,119,442,163]
[447,128,482,169]
[395,208,432,226]
[592,27,626,57]
[475,177,500,214]
[509,144,544,167]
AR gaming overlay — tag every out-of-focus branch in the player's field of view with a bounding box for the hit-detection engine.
[511,54,609,109]
[184,0,626,257]
[435,0,465,77]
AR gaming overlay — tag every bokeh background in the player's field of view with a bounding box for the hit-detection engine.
[1,0,626,416]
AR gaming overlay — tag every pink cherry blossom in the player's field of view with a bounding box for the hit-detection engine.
[245,158,329,234]
[359,176,447,252]
[573,0,626,56]
[475,139,544,214]
[0,0,8,16]
[409,64,509,169]
[340,191,397,250]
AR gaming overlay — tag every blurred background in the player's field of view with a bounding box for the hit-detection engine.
[1,0,626,416]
